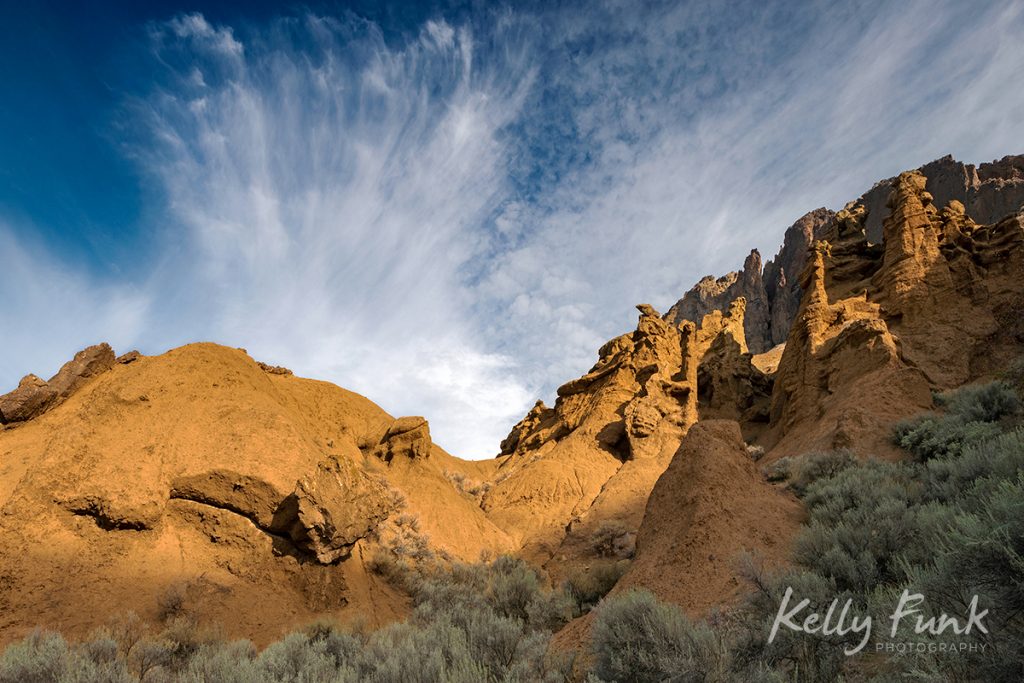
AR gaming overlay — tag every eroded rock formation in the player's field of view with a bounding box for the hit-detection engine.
[668,210,834,353]
[668,155,1024,357]
[693,299,772,433]
[0,342,512,646]
[858,154,1024,242]
[486,304,700,563]
[765,168,1024,457]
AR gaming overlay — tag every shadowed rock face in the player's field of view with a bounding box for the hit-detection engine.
[858,154,1024,243]
[667,210,834,353]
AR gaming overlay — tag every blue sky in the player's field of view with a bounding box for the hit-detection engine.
[2,0,1023,458]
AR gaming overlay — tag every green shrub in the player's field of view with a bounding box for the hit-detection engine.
[1001,357,1024,393]
[176,641,262,683]
[894,381,1019,461]
[563,561,629,615]
[0,630,70,683]
[729,568,847,682]
[894,415,1003,461]
[935,380,1020,422]
[925,427,1024,505]
[763,457,792,483]
[257,632,338,682]
[784,449,857,497]
[590,589,724,683]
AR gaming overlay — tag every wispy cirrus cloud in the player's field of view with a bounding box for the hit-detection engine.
[474,0,1024,390]
[0,223,148,384]
[2,1,1022,457]
[126,12,539,457]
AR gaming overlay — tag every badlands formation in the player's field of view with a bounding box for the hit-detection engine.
[1,154,1022,648]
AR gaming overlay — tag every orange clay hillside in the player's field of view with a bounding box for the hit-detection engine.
[0,343,512,646]
[0,153,1022,651]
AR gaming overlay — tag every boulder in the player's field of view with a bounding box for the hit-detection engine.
[286,457,394,564]
[0,374,54,424]
[374,416,432,462]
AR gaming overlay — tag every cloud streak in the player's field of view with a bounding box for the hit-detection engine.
[2,1,1022,458]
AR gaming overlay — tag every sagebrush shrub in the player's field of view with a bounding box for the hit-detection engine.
[589,520,631,558]
[936,380,1021,422]
[784,449,857,497]
[0,630,70,683]
[895,380,1018,460]
[590,589,724,683]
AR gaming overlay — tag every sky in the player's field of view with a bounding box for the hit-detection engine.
[2,0,1023,458]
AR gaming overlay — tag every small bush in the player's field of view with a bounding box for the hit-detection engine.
[0,630,70,683]
[894,414,1003,461]
[935,380,1020,422]
[894,381,1019,460]
[763,457,792,483]
[590,520,632,558]
[784,449,857,497]
[563,562,629,615]
[156,584,189,624]
[257,632,338,682]
[925,427,1024,505]
[443,470,492,502]
[1001,357,1024,393]
[591,589,724,683]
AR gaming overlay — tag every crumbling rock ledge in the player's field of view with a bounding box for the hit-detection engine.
[0,343,115,424]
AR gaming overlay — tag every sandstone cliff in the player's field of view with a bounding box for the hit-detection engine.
[667,154,1024,355]
[765,170,1024,458]
[484,304,700,569]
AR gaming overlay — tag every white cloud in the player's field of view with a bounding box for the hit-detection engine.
[0,224,149,385]
[473,0,1024,396]
[3,2,1022,459]
[128,12,538,458]
[167,13,244,57]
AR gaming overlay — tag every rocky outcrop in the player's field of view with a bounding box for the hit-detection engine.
[668,210,834,354]
[369,416,432,462]
[168,460,395,565]
[765,166,1024,457]
[0,343,115,424]
[257,361,294,376]
[858,154,1024,243]
[497,304,698,466]
[0,342,512,647]
[287,457,395,563]
[766,238,933,457]
[668,154,1024,359]
[693,299,772,433]
[486,304,700,561]
[667,250,772,353]
[762,208,835,351]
